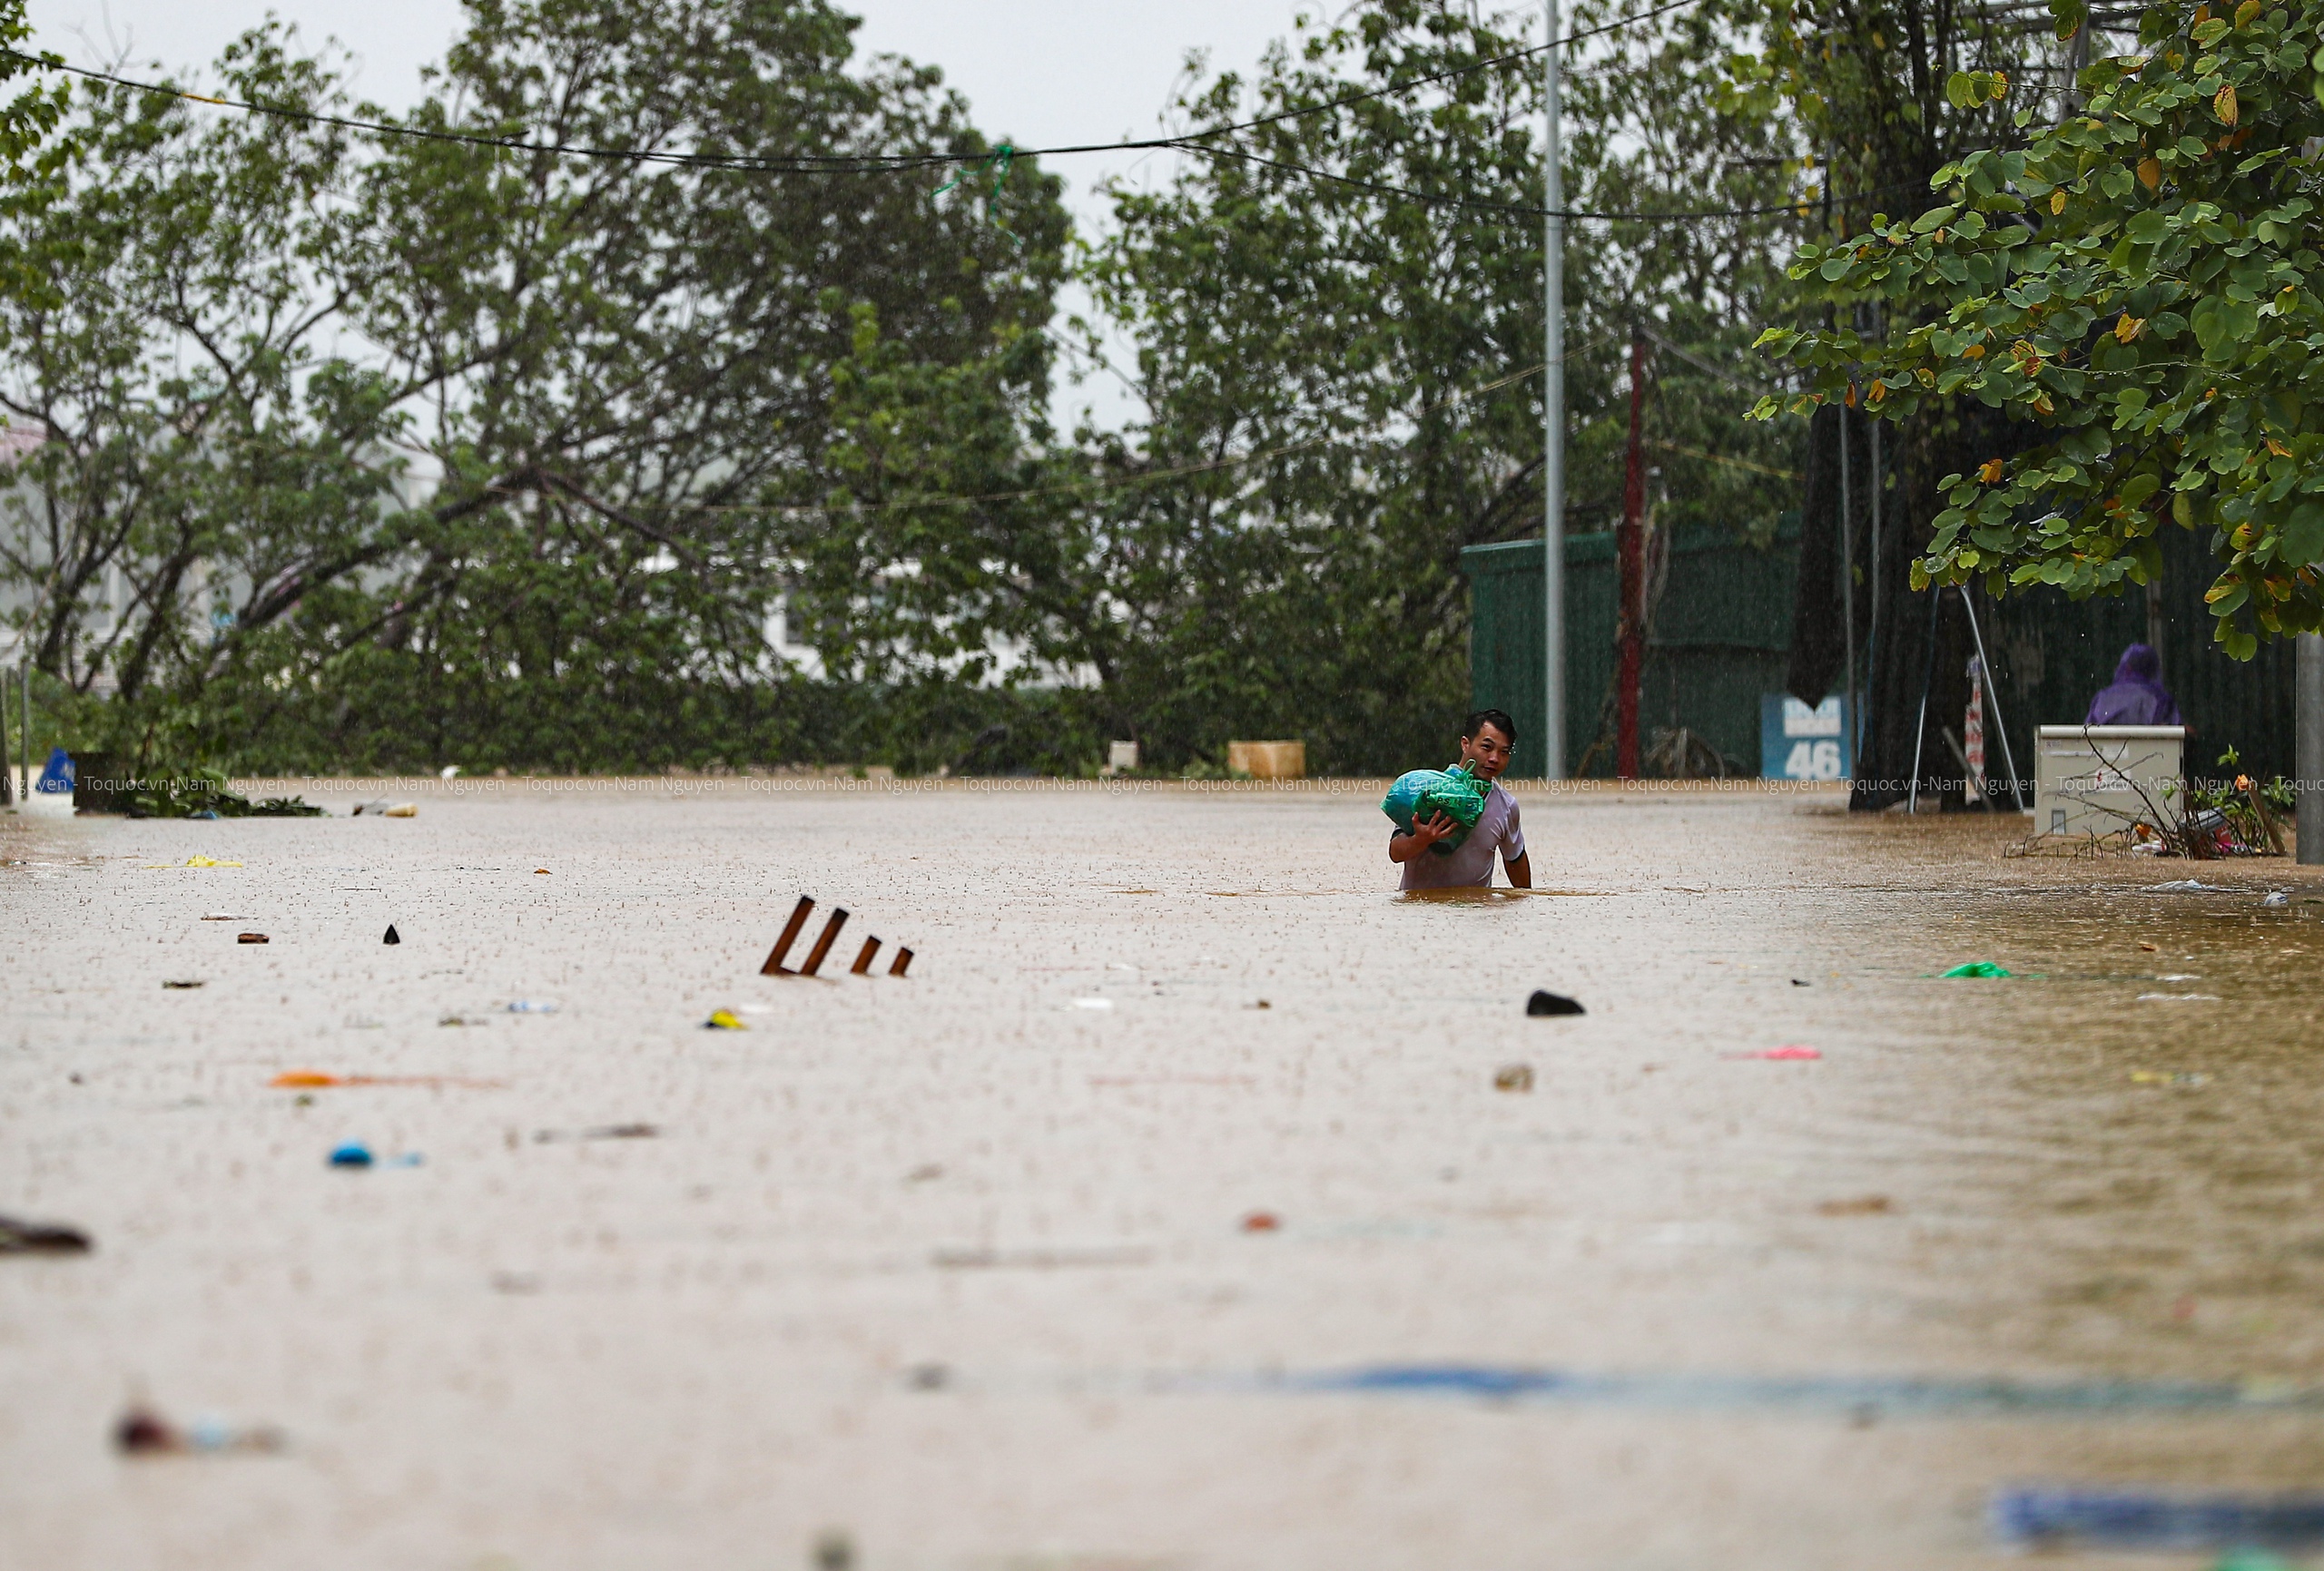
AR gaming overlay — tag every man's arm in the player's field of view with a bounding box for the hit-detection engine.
[1503,850,1531,889]
[1390,810,1457,863]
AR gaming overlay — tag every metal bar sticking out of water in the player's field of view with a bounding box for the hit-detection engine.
[889,947,914,978]
[1956,587,2029,812]
[1908,589,1941,813]
[761,896,815,975]
[850,937,882,976]
[800,908,849,977]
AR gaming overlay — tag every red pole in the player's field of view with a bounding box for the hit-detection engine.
[1616,324,1648,781]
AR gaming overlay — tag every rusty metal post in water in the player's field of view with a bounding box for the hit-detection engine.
[799,908,849,977]
[889,947,914,978]
[761,897,815,975]
[2300,633,2323,863]
[849,937,882,976]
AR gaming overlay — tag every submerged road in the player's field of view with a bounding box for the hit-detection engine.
[3,777,2319,1568]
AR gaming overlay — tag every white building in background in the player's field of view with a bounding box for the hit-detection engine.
[0,421,45,673]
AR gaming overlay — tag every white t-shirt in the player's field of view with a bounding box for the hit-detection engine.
[1394,773,1525,890]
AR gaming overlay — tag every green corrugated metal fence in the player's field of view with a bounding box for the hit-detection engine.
[1462,517,2294,787]
[1977,525,2295,787]
[1461,519,1799,778]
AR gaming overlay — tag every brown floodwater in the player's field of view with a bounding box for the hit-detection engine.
[2,776,2320,1569]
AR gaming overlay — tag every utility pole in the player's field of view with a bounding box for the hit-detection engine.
[1838,400,1856,744]
[1617,323,1647,779]
[1541,0,1566,781]
[2300,633,2323,863]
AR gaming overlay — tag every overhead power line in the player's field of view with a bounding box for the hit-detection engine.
[5,4,1694,180]
[0,3,1886,226]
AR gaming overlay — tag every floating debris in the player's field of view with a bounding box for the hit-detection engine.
[932,1246,1150,1269]
[1993,1487,2324,1551]
[532,1123,658,1143]
[271,1071,503,1089]
[114,1404,286,1456]
[0,1213,92,1253]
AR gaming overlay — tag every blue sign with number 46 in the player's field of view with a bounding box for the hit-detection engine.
[1760,694,1851,781]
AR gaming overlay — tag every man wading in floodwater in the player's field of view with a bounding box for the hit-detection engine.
[1388,710,1532,891]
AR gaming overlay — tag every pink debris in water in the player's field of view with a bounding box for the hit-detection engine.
[1725,1046,1822,1061]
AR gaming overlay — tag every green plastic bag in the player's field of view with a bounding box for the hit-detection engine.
[1382,763,1491,856]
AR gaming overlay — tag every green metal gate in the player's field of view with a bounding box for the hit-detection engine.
[1462,518,2294,786]
[1461,519,1800,778]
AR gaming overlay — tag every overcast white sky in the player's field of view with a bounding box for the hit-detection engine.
[24,0,1319,429]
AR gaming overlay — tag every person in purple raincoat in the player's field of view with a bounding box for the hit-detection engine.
[2085,643,2182,726]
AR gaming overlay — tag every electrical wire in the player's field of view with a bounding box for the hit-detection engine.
[1,4,1917,226]
[481,354,1578,520]
[1648,437,1799,479]
[1,2,1696,180]
[1179,137,1928,222]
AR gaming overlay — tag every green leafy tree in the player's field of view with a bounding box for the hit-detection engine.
[1068,0,1810,771]
[1760,0,2324,660]
[0,1,1068,772]
[0,31,400,727]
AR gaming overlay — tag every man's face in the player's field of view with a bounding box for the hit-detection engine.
[1458,722,1513,780]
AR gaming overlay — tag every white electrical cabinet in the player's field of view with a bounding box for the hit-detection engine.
[2034,724,2186,839]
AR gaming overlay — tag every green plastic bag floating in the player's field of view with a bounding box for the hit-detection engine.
[1382,763,1490,856]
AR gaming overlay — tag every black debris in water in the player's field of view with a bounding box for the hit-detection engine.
[0,1213,92,1253]
[533,1123,660,1144]
[1526,990,1585,1016]
[383,925,400,945]
[115,1408,174,1453]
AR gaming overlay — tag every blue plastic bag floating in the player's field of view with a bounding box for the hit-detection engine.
[34,746,73,795]
[1993,1487,2324,1551]
[1381,763,1490,855]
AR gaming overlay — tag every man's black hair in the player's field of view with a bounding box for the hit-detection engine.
[1462,708,1518,744]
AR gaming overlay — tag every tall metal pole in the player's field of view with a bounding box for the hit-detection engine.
[1838,404,1856,753]
[2299,633,2324,863]
[1616,324,1646,779]
[1866,417,1882,766]
[1541,0,1566,780]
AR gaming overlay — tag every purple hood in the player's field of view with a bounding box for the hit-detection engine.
[2085,643,2181,726]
